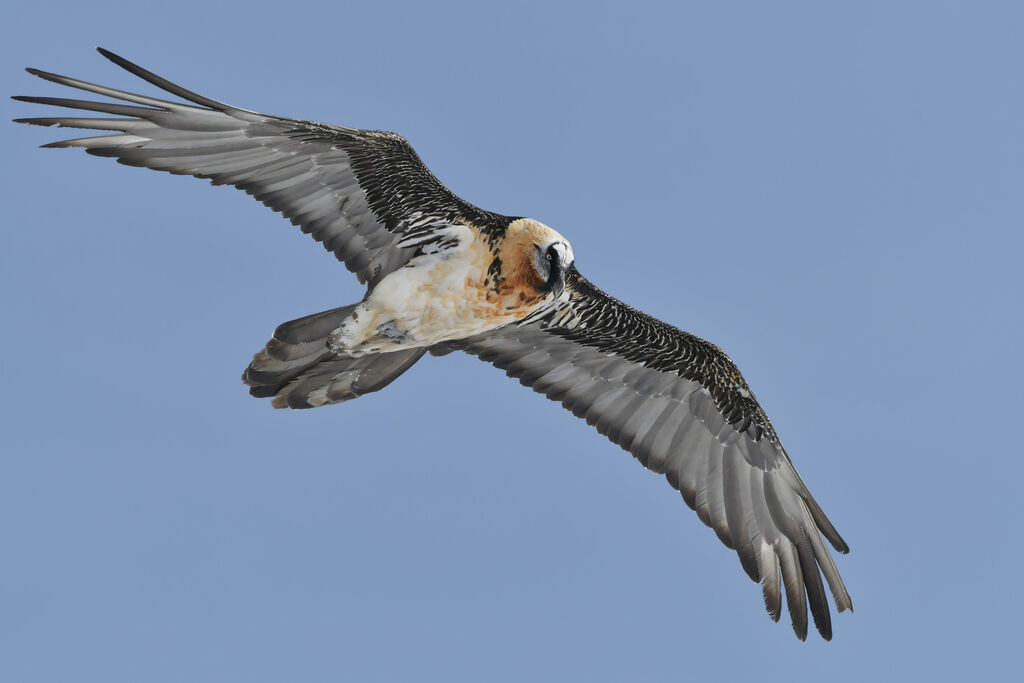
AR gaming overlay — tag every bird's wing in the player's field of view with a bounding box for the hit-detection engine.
[443,268,852,640]
[13,48,511,287]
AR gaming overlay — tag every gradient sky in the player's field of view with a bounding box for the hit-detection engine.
[3,2,1023,681]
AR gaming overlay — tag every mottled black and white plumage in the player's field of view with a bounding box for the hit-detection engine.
[14,49,852,640]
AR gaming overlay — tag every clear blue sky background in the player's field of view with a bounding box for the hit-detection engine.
[3,2,1022,681]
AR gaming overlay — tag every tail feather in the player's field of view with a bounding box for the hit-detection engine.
[273,303,360,344]
[268,349,426,409]
[242,304,425,409]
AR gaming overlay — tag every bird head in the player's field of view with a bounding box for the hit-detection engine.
[502,218,574,302]
[533,239,574,300]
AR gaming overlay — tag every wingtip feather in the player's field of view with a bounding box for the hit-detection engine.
[90,47,229,111]
[96,47,126,64]
[12,117,53,127]
[23,67,68,85]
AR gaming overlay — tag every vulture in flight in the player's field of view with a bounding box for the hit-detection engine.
[14,49,852,640]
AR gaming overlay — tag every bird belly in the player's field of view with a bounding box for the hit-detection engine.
[328,237,545,355]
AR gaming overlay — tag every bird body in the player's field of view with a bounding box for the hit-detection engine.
[14,49,852,640]
[330,218,572,355]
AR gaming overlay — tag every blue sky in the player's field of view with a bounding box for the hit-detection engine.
[3,2,1022,681]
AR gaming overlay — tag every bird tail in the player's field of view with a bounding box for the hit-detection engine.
[242,304,426,409]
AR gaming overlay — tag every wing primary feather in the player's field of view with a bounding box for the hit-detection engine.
[776,538,809,641]
[803,489,849,554]
[25,66,186,111]
[95,48,233,111]
[797,497,854,613]
[763,471,832,640]
[722,445,758,580]
[40,133,148,149]
[12,95,159,118]
[749,470,783,620]
[796,529,832,640]
[758,537,783,622]
[13,116,145,131]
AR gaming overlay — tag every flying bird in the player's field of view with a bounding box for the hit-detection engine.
[14,49,852,640]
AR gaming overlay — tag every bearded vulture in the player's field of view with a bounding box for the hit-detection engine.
[14,48,852,640]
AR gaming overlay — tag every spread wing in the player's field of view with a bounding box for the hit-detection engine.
[444,268,852,640]
[13,48,511,287]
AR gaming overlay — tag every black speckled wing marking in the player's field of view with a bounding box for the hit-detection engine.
[447,268,852,640]
[13,48,512,287]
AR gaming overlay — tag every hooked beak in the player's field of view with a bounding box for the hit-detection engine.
[550,271,566,301]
